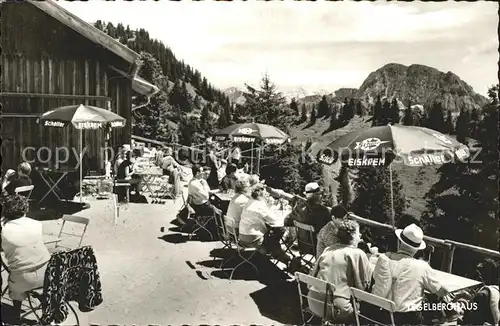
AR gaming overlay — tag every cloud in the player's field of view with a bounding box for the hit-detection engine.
[57,1,498,94]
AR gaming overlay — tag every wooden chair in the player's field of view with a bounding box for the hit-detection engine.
[295,272,336,325]
[54,215,90,251]
[14,185,34,199]
[222,216,258,280]
[350,287,397,326]
[293,221,317,270]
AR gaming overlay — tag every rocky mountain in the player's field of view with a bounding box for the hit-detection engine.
[223,87,246,105]
[356,63,488,112]
[334,88,358,99]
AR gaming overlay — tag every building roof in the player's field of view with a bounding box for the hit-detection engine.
[109,66,160,97]
[29,0,140,65]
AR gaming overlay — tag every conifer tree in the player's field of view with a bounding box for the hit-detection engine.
[318,95,329,118]
[390,98,400,124]
[356,101,363,116]
[290,98,299,115]
[300,103,308,123]
[351,167,407,251]
[372,95,383,126]
[423,85,499,274]
[310,107,317,125]
[455,108,470,144]
[445,110,454,134]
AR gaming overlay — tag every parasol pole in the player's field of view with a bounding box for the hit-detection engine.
[250,142,254,174]
[389,163,395,228]
[79,128,83,203]
[256,145,261,175]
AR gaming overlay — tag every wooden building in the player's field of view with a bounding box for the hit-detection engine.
[0,0,158,171]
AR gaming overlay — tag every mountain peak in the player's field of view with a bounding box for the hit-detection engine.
[357,63,487,111]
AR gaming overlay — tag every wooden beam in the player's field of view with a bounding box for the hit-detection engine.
[0,92,110,101]
[0,114,40,118]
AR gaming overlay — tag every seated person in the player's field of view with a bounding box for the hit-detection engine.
[248,174,262,188]
[2,162,33,196]
[220,163,238,192]
[370,224,449,325]
[225,178,250,235]
[462,259,499,326]
[1,194,51,324]
[114,147,126,176]
[308,219,372,323]
[115,150,142,200]
[316,205,348,258]
[187,164,214,217]
[238,184,289,262]
[161,147,180,176]
[284,182,330,255]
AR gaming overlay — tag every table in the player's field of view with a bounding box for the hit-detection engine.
[433,270,483,293]
[368,259,483,293]
[135,167,163,198]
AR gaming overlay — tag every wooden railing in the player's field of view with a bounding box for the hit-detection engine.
[267,187,500,273]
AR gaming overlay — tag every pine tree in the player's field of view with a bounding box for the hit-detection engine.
[422,85,499,275]
[300,104,307,123]
[445,110,454,134]
[351,167,407,251]
[469,108,480,139]
[290,98,299,115]
[427,101,445,132]
[318,95,329,118]
[390,98,400,124]
[402,105,414,126]
[356,101,363,116]
[241,73,288,128]
[349,98,356,120]
[329,106,338,129]
[310,107,317,125]
[372,95,383,126]
[455,108,470,145]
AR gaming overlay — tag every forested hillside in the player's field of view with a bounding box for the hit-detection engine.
[93,21,233,144]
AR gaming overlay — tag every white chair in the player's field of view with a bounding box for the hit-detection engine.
[350,287,397,326]
[213,209,233,254]
[222,216,258,280]
[295,272,336,325]
[54,215,90,251]
[293,221,317,270]
[14,185,34,199]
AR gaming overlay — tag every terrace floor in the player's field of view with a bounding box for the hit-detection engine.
[1,190,301,325]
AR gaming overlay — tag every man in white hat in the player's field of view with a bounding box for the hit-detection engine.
[370,224,449,325]
[284,182,331,255]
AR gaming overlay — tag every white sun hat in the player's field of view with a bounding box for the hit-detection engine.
[395,223,426,250]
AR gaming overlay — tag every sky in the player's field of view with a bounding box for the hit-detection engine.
[58,1,498,96]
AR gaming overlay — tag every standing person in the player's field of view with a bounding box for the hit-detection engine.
[370,224,449,325]
[308,219,372,323]
[1,195,51,325]
[206,146,220,189]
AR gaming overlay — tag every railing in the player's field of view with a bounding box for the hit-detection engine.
[266,187,500,273]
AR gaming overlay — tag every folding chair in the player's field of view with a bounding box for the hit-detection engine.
[293,221,317,270]
[350,287,397,326]
[295,272,336,325]
[54,215,90,251]
[14,185,34,199]
[222,216,258,280]
[213,208,232,252]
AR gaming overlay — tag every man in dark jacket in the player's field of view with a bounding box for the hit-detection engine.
[2,162,33,196]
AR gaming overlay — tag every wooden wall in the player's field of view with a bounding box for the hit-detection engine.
[1,2,133,171]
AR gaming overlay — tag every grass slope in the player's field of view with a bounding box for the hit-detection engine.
[288,116,440,219]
